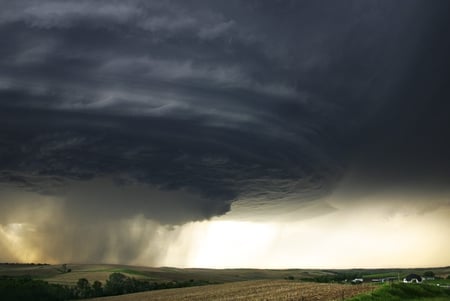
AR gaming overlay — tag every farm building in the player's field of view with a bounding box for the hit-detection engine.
[403,274,422,283]
[351,278,364,284]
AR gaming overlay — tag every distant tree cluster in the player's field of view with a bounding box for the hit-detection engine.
[0,273,213,301]
[302,272,364,283]
[98,273,212,297]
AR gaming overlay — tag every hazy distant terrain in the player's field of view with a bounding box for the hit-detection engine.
[0,263,332,284]
[1,263,449,285]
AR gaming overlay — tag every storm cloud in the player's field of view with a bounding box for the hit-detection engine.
[1,1,450,265]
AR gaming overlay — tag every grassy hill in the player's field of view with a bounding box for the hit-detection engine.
[348,282,450,301]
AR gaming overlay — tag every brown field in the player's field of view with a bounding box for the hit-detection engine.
[89,280,375,301]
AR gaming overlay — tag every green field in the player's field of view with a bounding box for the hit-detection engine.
[347,283,450,301]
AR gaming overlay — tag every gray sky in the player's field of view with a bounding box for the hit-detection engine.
[0,0,449,267]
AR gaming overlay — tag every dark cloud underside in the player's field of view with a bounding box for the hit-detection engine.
[1,0,450,225]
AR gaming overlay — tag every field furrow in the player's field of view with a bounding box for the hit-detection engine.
[89,280,375,301]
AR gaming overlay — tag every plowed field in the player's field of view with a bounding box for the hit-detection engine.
[90,280,375,301]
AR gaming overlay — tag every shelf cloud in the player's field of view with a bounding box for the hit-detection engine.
[0,0,449,267]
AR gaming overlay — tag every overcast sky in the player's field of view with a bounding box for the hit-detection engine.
[1,0,449,268]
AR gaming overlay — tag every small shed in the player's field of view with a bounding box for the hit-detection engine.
[403,274,422,283]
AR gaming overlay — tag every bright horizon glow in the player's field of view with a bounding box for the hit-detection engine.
[161,200,450,269]
[1,186,449,268]
[188,221,278,268]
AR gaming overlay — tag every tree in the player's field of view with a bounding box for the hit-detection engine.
[105,273,127,295]
[92,280,103,297]
[423,271,435,278]
[76,278,92,298]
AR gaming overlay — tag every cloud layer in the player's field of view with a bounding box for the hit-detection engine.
[1,0,450,265]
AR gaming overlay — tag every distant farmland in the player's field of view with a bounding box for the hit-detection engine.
[88,280,375,301]
[0,263,335,285]
[2,264,450,301]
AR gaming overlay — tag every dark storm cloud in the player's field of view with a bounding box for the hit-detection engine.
[1,0,450,225]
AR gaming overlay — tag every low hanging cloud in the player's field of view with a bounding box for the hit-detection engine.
[1,0,450,264]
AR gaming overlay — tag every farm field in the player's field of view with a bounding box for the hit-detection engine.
[1,264,450,301]
[0,263,334,285]
[1,263,449,286]
[88,280,375,301]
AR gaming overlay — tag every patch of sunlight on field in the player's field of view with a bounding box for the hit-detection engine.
[88,280,376,301]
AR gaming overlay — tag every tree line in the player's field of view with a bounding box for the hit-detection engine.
[0,273,213,301]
